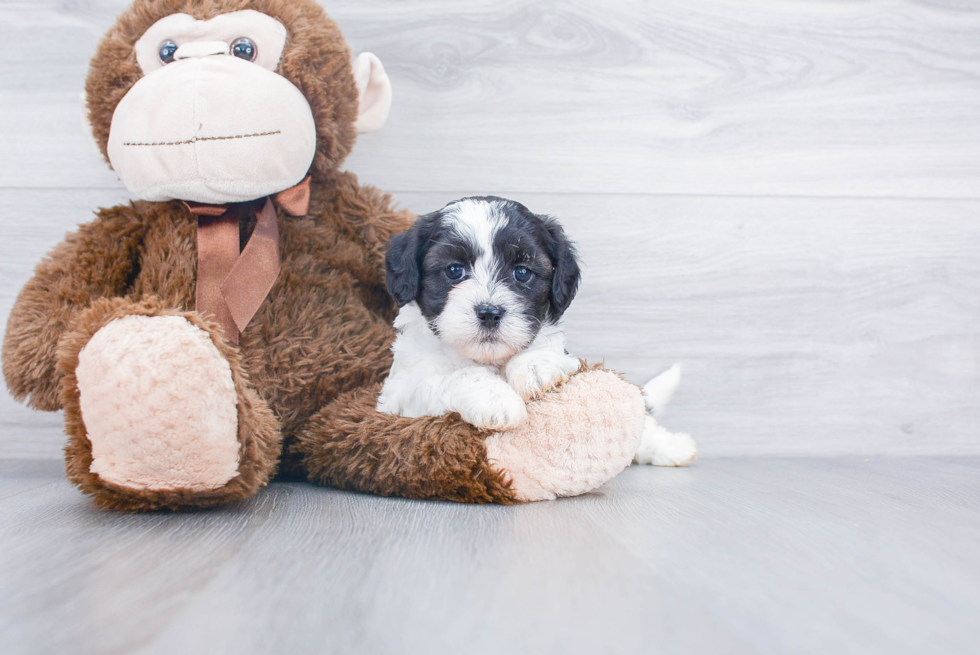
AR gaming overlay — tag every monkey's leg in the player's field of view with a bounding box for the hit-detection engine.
[292,366,644,503]
[58,297,281,511]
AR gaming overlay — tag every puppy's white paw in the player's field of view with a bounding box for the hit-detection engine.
[505,350,582,399]
[450,367,529,430]
[634,415,698,467]
[459,383,528,430]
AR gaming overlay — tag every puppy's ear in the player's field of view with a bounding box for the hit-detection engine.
[542,217,581,318]
[385,215,435,307]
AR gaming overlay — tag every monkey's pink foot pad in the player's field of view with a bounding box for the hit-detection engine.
[75,315,241,492]
[485,369,645,501]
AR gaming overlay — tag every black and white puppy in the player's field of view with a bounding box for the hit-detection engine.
[376,196,583,430]
[377,196,699,466]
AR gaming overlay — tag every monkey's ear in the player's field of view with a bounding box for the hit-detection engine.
[352,52,392,134]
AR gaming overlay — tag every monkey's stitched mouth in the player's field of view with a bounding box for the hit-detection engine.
[122,130,281,146]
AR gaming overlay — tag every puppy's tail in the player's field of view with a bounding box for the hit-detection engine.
[635,364,697,467]
[641,364,681,418]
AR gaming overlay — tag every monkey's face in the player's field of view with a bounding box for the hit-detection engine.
[88,2,391,206]
[107,11,315,204]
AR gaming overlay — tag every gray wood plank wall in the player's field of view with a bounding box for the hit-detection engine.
[1,0,978,458]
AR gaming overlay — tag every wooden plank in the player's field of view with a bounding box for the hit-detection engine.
[1,457,977,654]
[0,472,751,655]
[1,1,980,197]
[589,457,980,655]
[0,460,62,501]
[2,189,978,457]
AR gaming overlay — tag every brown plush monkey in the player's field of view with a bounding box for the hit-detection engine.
[2,0,645,511]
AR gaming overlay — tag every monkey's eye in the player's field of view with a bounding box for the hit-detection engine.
[513,266,533,283]
[231,37,257,62]
[158,40,178,64]
[446,263,466,281]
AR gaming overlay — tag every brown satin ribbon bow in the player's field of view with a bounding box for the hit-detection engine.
[188,177,310,344]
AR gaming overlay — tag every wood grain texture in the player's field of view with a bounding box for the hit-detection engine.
[2,0,980,196]
[1,457,978,655]
[343,0,980,198]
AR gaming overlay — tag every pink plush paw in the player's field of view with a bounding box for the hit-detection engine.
[75,315,241,492]
[484,369,645,501]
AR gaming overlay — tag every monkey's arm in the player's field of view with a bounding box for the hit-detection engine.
[2,206,145,410]
[292,384,520,504]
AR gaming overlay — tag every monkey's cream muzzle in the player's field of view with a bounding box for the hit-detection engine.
[107,54,316,205]
[101,10,391,205]
[105,10,317,204]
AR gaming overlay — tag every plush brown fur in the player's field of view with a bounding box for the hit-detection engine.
[1,0,526,510]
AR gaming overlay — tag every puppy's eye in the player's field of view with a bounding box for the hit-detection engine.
[513,266,533,283]
[231,37,257,62]
[446,263,466,281]
[158,40,178,64]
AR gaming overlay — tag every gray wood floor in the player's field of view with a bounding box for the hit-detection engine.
[2,457,979,655]
[1,1,979,653]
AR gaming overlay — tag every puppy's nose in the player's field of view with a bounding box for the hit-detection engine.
[476,304,505,328]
